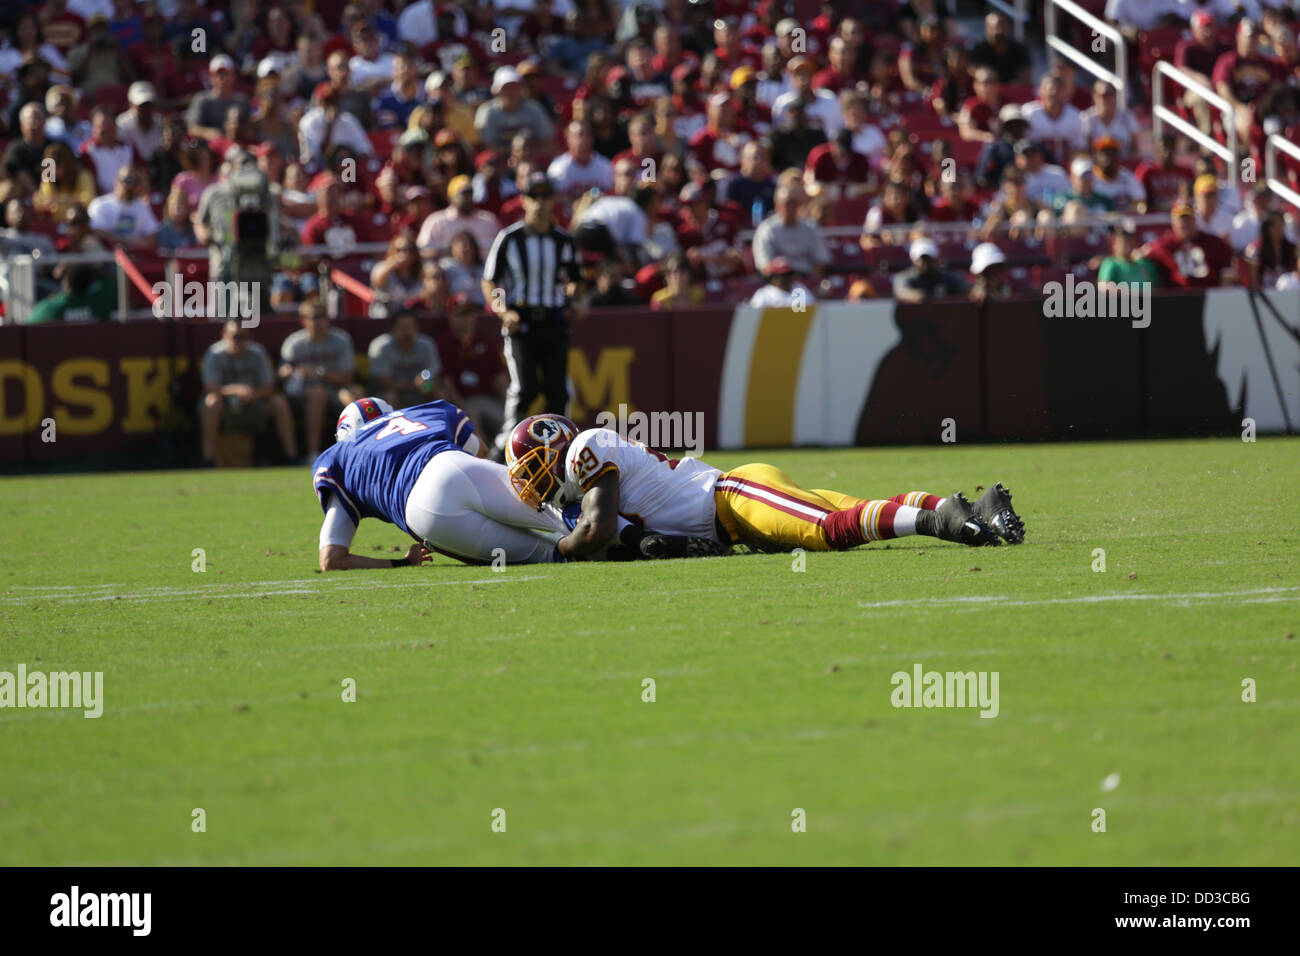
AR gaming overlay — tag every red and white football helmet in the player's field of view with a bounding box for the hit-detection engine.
[506,413,580,509]
[335,396,394,443]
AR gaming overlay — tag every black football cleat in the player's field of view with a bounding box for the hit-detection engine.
[973,482,1025,545]
[934,492,1002,547]
[639,534,732,559]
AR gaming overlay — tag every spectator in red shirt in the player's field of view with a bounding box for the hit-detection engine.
[651,23,696,76]
[676,180,744,279]
[1214,20,1285,146]
[958,66,1002,144]
[1144,202,1236,289]
[36,0,85,53]
[805,128,872,200]
[300,175,373,250]
[812,37,862,96]
[689,92,754,174]
[437,294,507,440]
[610,112,663,179]
[1135,133,1194,213]
[712,16,762,81]
[899,16,948,94]
[927,169,980,224]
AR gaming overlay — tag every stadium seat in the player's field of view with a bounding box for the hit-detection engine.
[92,85,130,113]
[862,243,912,273]
[827,196,874,227]
[999,84,1036,105]
[368,130,398,162]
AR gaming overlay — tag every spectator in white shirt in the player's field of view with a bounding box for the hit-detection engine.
[347,21,394,92]
[1014,140,1071,207]
[547,121,615,197]
[80,105,136,195]
[1080,81,1139,157]
[1193,173,1236,240]
[44,84,91,149]
[1021,74,1086,165]
[116,81,163,159]
[573,185,662,271]
[771,56,844,139]
[1230,185,1298,252]
[750,258,815,308]
[88,165,158,245]
[298,82,374,166]
[416,174,502,256]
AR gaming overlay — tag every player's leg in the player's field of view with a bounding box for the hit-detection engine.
[808,490,942,511]
[715,463,843,551]
[404,453,562,564]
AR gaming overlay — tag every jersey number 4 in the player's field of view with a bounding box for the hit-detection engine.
[373,415,429,439]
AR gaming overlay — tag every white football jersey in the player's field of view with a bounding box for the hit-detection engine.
[560,429,723,540]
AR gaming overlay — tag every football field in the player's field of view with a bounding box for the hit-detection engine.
[2,437,1297,865]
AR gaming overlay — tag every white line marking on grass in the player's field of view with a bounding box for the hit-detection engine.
[1,575,546,606]
[858,585,1300,611]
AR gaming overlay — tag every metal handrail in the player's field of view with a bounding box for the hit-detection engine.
[1264,133,1300,213]
[1151,61,1238,172]
[1045,0,1129,111]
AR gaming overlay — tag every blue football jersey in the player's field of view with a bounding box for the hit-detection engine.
[312,400,474,535]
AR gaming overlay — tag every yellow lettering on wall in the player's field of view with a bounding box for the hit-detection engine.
[119,357,188,434]
[0,360,43,435]
[51,358,112,435]
[567,347,635,423]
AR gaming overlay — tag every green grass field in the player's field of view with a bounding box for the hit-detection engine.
[1,438,1297,865]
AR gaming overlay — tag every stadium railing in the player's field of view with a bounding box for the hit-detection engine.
[1151,61,1238,173]
[1044,0,1130,111]
[1264,133,1300,212]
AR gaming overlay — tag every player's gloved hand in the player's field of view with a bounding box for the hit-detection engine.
[405,543,432,566]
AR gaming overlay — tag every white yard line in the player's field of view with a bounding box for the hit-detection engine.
[858,585,1300,611]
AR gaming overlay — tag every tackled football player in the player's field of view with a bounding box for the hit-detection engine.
[506,415,1026,559]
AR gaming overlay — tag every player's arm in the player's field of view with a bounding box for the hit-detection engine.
[317,495,431,571]
[557,471,620,559]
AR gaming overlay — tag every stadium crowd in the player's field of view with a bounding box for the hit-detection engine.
[1,1,1299,458]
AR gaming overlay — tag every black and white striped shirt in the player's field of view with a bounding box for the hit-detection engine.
[483,221,581,310]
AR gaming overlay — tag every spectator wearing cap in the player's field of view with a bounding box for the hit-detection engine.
[1143,202,1236,289]
[81,106,138,195]
[720,140,777,222]
[968,242,1011,304]
[957,67,1002,145]
[474,66,555,152]
[1135,134,1194,214]
[481,171,584,459]
[470,151,509,217]
[969,12,1031,85]
[753,183,830,281]
[749,257,815,308]
[668,61,708,140]
[1052,156,1116,225]
[35,141,96,222]
[548,121,616,197]
[1174,11,1230,138]
[894,238,970,302]
[298,82,375,167]
[438,294,508,441]
[187,54,248,142]
[200,320,297,467]
[677,180,745,279]
[87,165,158,246]
[1214,20,1286,147]
[1193,173,1235,242]
[974,103,1030,189]
[66,12,129,98]
[1098,219,1158,289]
[729,65,773,136]
[1021,74,1085,166]
[367,307,446,410]
[115,81,162,158]
[417,174,502,257]
[805,128,871,201]
[45,84,91,149]
[771,56,844,139]
[1081,81,1138,157]
[1087,137,1146,210]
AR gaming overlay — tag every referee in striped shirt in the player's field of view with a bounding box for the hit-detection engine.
[481,171,585,459]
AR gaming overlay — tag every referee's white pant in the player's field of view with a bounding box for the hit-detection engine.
[404,452,567,565]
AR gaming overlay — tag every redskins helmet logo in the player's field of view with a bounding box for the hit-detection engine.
[528,417,565,444]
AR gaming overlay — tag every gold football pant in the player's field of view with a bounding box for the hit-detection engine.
[713,463,942,551]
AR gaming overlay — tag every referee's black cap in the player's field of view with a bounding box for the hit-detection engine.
[522,172,555,199]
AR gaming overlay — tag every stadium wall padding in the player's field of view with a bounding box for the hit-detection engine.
[1,288,1296,468]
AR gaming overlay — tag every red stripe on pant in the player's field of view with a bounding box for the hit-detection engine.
[720,480,829,525]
